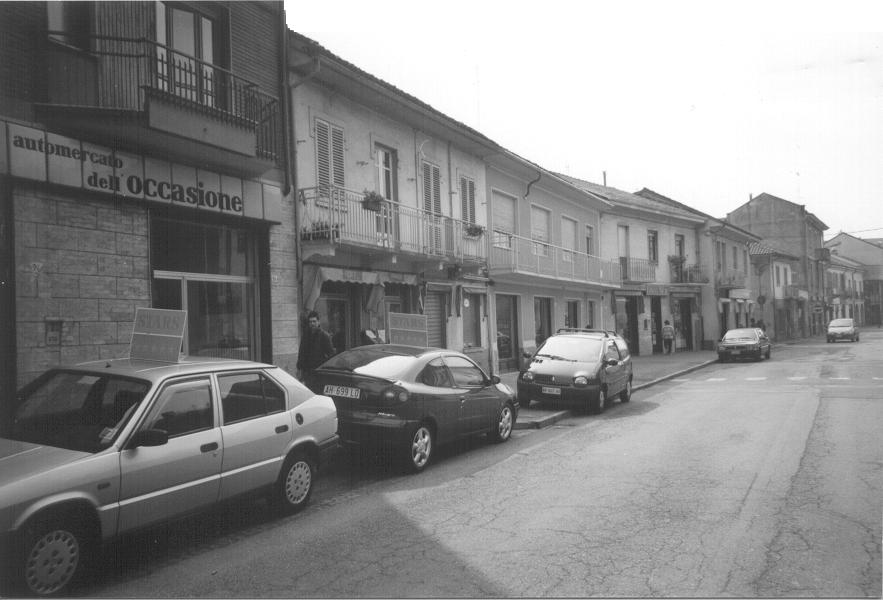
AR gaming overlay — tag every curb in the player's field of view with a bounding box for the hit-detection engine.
[516,358,720,430]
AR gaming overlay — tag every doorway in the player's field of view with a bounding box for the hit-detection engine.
[651,296,663,354]
[534,297,552,347]
[496,294,519,372]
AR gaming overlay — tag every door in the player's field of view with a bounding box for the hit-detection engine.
[625,297,640,355]
[216,371,292,500]
[118,377,221,532]
[534,297,552,347]
[651,297,663,354]
[495,294,519,372]
[416,358,463,441]
[679,298,694,350]
[444,355,499,434]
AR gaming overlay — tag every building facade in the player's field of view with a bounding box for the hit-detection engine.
[825,232,882,326]
[0,1,290,418]
[749,241,802,341]
[727,193,829,337]
[825,254,865,324]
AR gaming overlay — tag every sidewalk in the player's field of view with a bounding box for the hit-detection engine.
[505,349,720,430]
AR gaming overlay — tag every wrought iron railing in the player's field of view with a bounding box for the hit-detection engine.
[45,34,280,162]
[619,257,656,282]
[491,231,621,286]
[298,186,488,262]
[716,268,747,288]
[669,263,708,284]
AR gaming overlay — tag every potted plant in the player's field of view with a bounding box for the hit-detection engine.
[361,190,384,212]
[667,254,686,264]
[464,223,485,237]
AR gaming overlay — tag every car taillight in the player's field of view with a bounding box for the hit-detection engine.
[381,386,409,405]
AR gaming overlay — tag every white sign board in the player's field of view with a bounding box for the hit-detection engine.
[130,308,187,362]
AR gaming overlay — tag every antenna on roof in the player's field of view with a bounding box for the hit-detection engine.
[603,171,607,186]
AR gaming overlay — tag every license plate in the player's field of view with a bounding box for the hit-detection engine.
[730,350,741,355]
[541,386,561,396]
[324,384,361,399]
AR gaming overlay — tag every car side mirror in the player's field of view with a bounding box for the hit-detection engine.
[522,351,532,359]
[128,428,169,449]
[490,375,501,385]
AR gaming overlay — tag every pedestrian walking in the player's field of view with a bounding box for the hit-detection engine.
[662,320,675,354]
[296,310,335,380]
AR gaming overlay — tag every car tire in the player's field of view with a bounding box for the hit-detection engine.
[590,388,606,415]
[15,515,93,597]
[765,347,771,359]
[490,403,515,443]
[619,379,632,403]
[273,450,315,514]
[405,423,434,473]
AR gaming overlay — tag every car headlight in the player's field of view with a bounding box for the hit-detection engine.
[522,371,534,383]
[718,345,726,352]
[573,375,589,387]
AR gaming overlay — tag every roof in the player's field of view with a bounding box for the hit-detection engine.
[636,188,760,241]
[749,240,800,260]
[557,175,704,224]
[729,192,828,231]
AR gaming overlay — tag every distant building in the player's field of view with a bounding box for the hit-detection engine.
[825,232,883,326]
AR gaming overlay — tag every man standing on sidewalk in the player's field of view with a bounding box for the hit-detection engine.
[662,320,675,354]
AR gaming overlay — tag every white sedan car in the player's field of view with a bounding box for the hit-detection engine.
[0,357,338,596]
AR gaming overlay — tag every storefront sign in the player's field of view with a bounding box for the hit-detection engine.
[388,312,428,347]
[2,120,282,223]
[130,308,187,362]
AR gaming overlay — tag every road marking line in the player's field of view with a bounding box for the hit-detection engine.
[707,378,727,381]
[671,378,691,382]
[746,377,767,381]
[874,377,883,381]
[788,376,807,380]
[829,377,850,380]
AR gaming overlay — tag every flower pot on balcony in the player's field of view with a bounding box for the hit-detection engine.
[464,223,485,238]
[361,191,384,212]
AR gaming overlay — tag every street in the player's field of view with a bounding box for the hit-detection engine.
[80,332,883,597]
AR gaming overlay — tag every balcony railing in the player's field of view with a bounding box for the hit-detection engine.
[619,257,656,283]
[671,263,708,284]
[298,186,488,263]
[784,285,801,298]
[716,268,747,289]
[46,34,280,162]
[490,231,621,286]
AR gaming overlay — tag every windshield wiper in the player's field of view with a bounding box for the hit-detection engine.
[535,354,571,361]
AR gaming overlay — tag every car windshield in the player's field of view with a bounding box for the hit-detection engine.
[722,329,758,341]
[535,336,604,362]
[829,319,853,327]
[10,370,151,453]
[320,347,420,380]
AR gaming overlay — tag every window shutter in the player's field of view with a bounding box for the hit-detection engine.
[460,176,475,223]
[316,119,344,189]
[492,192,515,233]
[423,162,441,214]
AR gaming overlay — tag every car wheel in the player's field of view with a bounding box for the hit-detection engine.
[590,388,606,415]
[718,355,727,363]
[273,451,315,514]
[490,403,514,443]
[765,347,771,359]
[619,379,632,403]
[16,516,92,597]
[405,424,434,473]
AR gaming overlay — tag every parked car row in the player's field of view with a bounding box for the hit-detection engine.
[0,346,513,596]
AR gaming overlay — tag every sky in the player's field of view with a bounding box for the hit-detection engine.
[285,1,883,240]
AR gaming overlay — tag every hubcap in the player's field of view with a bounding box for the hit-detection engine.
[284,460,312,505]
[26,529,79,595]
[498,407,512,439]
[411,427,432,468]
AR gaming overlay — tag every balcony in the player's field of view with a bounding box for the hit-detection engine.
[783,285,801,299]
[619,257,656,283]
[671,263,708,284]
[490,231,621,288]
[36,35,281,175]
[299,186,488,264]
[716,268,747,290]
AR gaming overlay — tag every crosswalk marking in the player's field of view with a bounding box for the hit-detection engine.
[788,376,807,380]
[746,377,767,381]
[829,377,850,380]
[707,378,727,381]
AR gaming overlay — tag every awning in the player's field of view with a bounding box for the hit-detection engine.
[303,265,418,311]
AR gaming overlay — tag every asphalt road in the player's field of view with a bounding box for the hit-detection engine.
[80,331,883,597]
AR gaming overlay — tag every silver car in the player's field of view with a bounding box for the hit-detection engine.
[0,357,338,596]
[827,318,859,343]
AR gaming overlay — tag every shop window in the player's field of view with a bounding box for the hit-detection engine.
[565,300,579,328]
[47,1,90,49]
[152,218,252,276]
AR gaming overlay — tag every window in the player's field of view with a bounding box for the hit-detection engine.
[419,358,454,388]
[585,225,595,256]
[732,246,738,270]
[743,249,749,274]
[48,1,90,49]
[444,355,486,387]
[460,176,476,224]
[618,225,629,258]
[531,206,551,256]
[155,2,226,106]
[647,230,659,263]
[586,300,596,329]
[561,217,577,262]
[463,292,482,348]
[376,145,397,201]
[674,234,685,258]
[565,300,579,328]
[422,161,442,214]
[492,191,516,249]
[715,241,724,271]
[143,379,213,437]
[316,119,345,192]
[775,265,781,286]
[218,372,285,424]
[605,341,621,362]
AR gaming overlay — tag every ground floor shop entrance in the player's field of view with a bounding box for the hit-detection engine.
[496,294,519,372]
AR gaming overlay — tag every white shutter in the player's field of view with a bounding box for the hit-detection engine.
[316,118,344,189]
[425,292,447,348]
[460,176,475,223]
[492,191,515,232]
